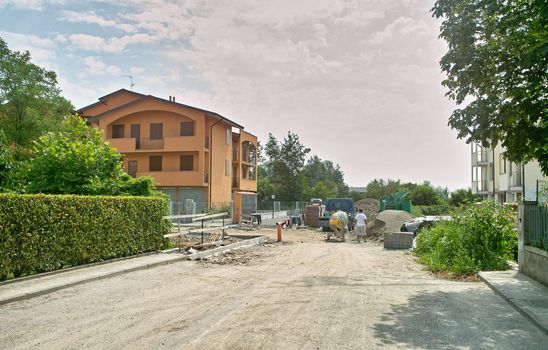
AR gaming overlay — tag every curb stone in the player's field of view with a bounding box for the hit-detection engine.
[0,255,186,307]
[0,236,270,306]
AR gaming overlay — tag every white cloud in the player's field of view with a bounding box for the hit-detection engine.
[0,31,56,66]
[129,66,144,74]
[80,56,121,77]
[65,33,155,53]
[60,10,136,33]
[0,0,64,10]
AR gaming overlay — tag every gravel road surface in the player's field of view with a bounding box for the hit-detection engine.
[1,229,546,349]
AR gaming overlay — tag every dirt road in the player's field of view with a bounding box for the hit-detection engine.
[1,229,546,349]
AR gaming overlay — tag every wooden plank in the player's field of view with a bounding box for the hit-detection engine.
[163,214,207,220]
[164,231,191,238]
[163,224,235,238]
[191,212,228,222]
[188,225,233,234]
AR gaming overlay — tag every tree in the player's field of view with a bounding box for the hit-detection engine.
[26,115,158,196]
[410,185,441,206]
[0,37,73,150]
[432,0,548,174]
[302,155,348,198]
[364,179,405,199]
[0,130,16,190]
[450,188,480,206]
[304,181,337,200]
[261,131,310,201]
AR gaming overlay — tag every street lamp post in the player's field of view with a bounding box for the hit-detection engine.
[271,194,276,219]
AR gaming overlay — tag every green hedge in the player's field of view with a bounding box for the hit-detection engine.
[0,193,170,280]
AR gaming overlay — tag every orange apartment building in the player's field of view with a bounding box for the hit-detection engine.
[77,89,258,219]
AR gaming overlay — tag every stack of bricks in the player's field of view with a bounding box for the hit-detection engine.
[383,231,414,250]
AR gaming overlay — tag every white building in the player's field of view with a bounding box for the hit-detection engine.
[471,143,547,202]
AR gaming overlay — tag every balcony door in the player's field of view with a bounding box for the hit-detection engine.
[131,124,140,149]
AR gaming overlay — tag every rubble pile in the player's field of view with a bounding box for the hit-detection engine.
[366,209,414,242]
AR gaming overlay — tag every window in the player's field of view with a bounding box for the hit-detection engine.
[112,124,124,138]
[180,155,193,171]
[499,154,506,174]
[225,159,230,176]
[226,129,231,145]
[180,121,195,136]
[149,156,162,171]
[150,123,163,140]
[128,160,138,177]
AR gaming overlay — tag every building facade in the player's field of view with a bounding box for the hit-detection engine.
[77,89,258,216]
[471,143,547,202]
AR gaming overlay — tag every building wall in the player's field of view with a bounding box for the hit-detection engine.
[79,90,258,209]
[471,142,547,202]
[209,121,233,204]
[524,160,547,201]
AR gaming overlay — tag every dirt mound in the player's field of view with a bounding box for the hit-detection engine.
[366,209,414,241]
[354,198,380,214]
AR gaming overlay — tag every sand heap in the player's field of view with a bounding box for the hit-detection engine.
[354,198,380,214]
[366,209,414,242]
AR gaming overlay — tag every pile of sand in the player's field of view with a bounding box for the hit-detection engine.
[366,209,414,242]
[354,198,380,214]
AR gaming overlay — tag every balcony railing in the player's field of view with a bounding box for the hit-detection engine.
[511,173,522,187]
[473,180,490,192]
[137,137,164,150]
[473,151,490,163]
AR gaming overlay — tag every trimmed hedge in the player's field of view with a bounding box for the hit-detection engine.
[0,193,170,280]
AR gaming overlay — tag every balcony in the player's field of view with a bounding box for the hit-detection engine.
[139,138,164,150]
[472,180,490,193]
[107,138,136,152]
[136,170,206,187]
[510,173,522,187]
[472,151,490,165]
[107,136,206,152]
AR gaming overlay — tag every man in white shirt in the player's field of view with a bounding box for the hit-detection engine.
[355,209,367,243]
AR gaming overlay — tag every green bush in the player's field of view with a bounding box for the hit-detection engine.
[0,193,170,281]
[415,202,517,274]
[419,203,452,215]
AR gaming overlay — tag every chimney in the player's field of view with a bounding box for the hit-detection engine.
[169,95,172,101]
[173,96,176,102]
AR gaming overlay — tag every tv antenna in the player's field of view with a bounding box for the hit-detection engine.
[122,75,135,90]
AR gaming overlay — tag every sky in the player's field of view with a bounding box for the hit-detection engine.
[0,0,471,190]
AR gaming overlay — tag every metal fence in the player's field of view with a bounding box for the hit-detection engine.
[168,200,233,217]
[524,203,548,251]
[257,200,308,212]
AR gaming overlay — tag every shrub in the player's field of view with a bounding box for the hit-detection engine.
[415,202,517,275]
[0,193,170,280]
[419,203,452,215]
[410,185,441,206]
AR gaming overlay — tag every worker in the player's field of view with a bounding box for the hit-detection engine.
[355,209,367,243]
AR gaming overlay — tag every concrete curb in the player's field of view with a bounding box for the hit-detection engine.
[479,272,548,335]
[0,255,187,307]
[0,236,270,306]
[0,250,161,287]
[189,236,270,260]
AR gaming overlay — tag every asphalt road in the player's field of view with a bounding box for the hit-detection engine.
[1,230,546,349]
